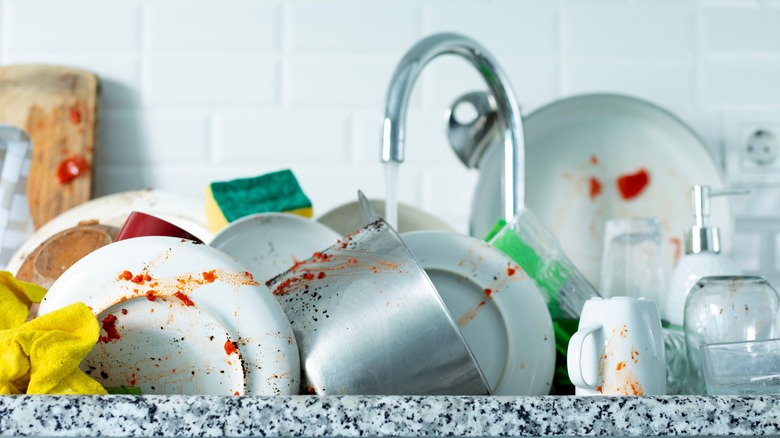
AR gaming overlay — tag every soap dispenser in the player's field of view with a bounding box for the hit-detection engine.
[663,185,743,328]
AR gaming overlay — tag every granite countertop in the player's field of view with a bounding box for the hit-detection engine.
[1,395,779,437]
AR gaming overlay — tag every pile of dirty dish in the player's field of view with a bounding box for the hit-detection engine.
[5,171,557,397]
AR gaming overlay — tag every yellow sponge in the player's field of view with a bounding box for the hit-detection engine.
[206,169,313,233]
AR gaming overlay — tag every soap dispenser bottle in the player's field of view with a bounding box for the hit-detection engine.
[663,185,743,328]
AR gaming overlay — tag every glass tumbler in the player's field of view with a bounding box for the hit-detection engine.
[600,217,666,307]
[684,276,780,394]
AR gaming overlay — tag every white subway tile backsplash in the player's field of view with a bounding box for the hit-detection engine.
[424,56,559,114]
[565,1,693,57]
[702,8,780,53]
[98,109,210,166]
[3,53,142,108]
[732,230,761,271]
[704,59,780,106]
[0,0,777,242]
[215,110,350,165]
[94,164,145,197]
[424,0,558,57]
[147,0,281,51]
[566,60,695,112]
[6,0,140,52]
[290,1,419,52]
[287,55,398,109]
[147,55,279,106]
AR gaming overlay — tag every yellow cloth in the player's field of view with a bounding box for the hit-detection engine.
[0,272,107,394]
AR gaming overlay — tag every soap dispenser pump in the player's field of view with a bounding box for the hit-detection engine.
[663,185,743,328]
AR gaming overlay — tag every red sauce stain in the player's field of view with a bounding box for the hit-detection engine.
[244,271,254,280]
[484,288,493,298]
[224,340,238,356]
[146,291,157,302]
[202,270,216,283]
[616,168,650,200]
[457,301,486,328]
[317,272,326,279]
[99,314,121,343]
[631,347,640,363]
[616,361,626,371]
[589,177,603,200]
[629,382,644,396]
[371,266,378,274]
[595,385,603,394]
[121,309,128,315]
[272,277,298,296]
[301,272,314,280]
[119,271,133,281]
[130,374,136,386]
[132,274,146,284]
[620,325,628,337]
[56,156,90,184]
[174,291,195,307]
[69,107,81,125]
[234,391,240,396]
[590,155,599,165]
[669,237,681,262]
[507,265,516,276]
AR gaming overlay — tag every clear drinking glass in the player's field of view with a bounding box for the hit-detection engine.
[701,339,780,395]
[684,276,780,394]
[600,217,666,307]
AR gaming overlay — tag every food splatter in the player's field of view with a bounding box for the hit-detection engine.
[69,107,81,125]
[202,270,217,283]
[224,340,238,356]
[56,155,90,184]
[173,291,195,307]
[616,168,650,200]
[99,314,121,343]
[589,177,603,200]
[669,237,682,262]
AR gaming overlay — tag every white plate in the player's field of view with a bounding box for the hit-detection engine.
[471,94,732,290]
[7,190,211,276]
[210,213,341,284]
[317,198,454,237]
[401,230,555,395]
[37,236,300,396]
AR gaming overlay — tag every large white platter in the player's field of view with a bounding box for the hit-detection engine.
[402,230,555,395]
[37,236,300,396]
[471,94,732,290]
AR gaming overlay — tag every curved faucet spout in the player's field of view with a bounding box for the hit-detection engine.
[381,32,525,222]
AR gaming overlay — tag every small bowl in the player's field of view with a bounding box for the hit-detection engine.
[267,218,490,395]
[116,211,204,243]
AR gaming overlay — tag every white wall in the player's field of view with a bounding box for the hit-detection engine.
[2,0,780,279]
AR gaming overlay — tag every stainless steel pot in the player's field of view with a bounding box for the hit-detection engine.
[266,217,490,395]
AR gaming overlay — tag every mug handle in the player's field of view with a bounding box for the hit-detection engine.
[567,322,602,390]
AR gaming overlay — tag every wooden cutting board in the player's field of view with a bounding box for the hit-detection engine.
[0,64,99,229]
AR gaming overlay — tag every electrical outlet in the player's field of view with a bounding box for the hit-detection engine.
[746,129,779,166]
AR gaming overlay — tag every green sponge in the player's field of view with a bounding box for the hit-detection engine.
[206,169,313,233]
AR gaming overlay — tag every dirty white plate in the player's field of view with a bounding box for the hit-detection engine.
[210,213,340,284]
[318,198,454,237]
[37,236,300,396]
[7,190,211,276]
[471,94,731,290]
[402,230,555,395]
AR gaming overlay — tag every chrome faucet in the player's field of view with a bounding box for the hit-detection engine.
[380,33,525,222]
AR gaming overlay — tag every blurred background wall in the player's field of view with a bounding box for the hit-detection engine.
[1,0,779,279]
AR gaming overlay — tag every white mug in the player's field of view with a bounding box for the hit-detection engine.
[567,297,666,396]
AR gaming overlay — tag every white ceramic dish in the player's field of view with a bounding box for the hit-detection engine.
[7,190,211,276]
[37,236,300,396]
[210,213,341,284]
[401,230,555,395]
[471,94,732,290]
[317,199,454,237]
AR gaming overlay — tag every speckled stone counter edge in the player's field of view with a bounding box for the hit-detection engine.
[1,395,779,437]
